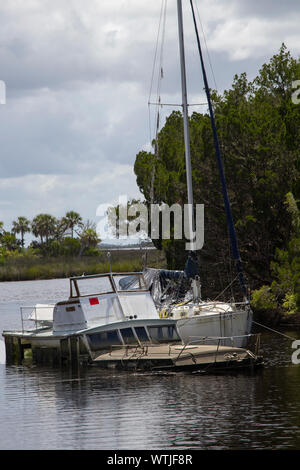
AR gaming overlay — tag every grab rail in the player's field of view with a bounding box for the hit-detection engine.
[20,305,54,334]
[187,333,261,355]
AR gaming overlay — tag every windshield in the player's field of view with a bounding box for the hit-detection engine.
[69,273,147,297]
[71,276,114,297]
[113,274,146,292]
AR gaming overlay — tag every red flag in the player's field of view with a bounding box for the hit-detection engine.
[89,297,99,305]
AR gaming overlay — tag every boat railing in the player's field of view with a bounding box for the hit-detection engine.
[106,342,184,358]
[103,333,261,360]
[201,301,251,309]
[20,305,54,334]
[187,333,261,356]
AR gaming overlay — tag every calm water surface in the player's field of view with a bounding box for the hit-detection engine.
[0,278,300,450]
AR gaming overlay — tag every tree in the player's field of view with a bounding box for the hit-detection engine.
[11,216,31,247]
[134,45,300,298]
[78,221,100,256]
[252,193,300,314]
[52,218,68,242]
[62,211,83,238]
[31,214,57,244]
[0,232,20,251]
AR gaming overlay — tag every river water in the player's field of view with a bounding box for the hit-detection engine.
[0,278,299,450]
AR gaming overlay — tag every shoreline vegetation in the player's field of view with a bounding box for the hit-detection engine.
[0,209,166,283]
[0,248,166,283]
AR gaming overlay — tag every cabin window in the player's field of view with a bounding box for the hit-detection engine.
[120,327,137,345]
[134,326,150,342]
[113,274,146,292]
[87,330,121,351]
[75,276,114,297]
[148,325,180,343]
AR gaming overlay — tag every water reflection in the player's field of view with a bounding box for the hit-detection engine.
[0,340,5,364]
[1,350,300,450]
[0,279,300,450]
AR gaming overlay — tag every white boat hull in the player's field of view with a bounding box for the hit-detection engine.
[176,308,253,347]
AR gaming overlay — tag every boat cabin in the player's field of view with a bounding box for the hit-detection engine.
[52,272,180,349]
[53,272,157,331]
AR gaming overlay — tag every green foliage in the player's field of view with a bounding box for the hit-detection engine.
[61,237,82,256]
[0,209,103,262]
[282,293,298,314]
[251,285,278,310]
[251,192,300,314]
[31,214,57,244]
[0,232,20,251]
[134,45,300,299]
[0,249,164,282]
[78,221,100,257]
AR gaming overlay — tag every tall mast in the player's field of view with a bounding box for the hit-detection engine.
[177,0,195,251]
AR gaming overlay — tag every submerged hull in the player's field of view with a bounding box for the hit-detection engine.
[93,343,263,373]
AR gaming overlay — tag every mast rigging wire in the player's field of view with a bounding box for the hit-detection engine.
[148,0,168,203]
[148,0,168,146]
[194,0,218,92]
[190,0,248,300]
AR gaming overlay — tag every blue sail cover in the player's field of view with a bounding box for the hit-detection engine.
[184,251,199,279]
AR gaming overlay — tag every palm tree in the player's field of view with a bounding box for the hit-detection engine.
[53,217,68,241]
[12,216,31,247]
[62,211,83,238]
[78,220,100,256]
[31,214,57,244]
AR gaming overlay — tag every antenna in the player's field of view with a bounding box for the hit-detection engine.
[107,251,112,273]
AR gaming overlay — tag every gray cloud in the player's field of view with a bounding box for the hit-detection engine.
[232,0,300,19]
[0,0,300,232]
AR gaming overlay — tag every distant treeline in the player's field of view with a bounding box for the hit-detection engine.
[0,211,100,258]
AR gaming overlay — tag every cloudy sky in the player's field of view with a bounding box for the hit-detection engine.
[1,0,300,243]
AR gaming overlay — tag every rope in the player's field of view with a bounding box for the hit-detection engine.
[148,0,168,203]
[148,0,165,142]
[190,0,248,301]
[213,274,239,301]
[148,0,168,144]
[194,0,218,92]
[252,320,298,341]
